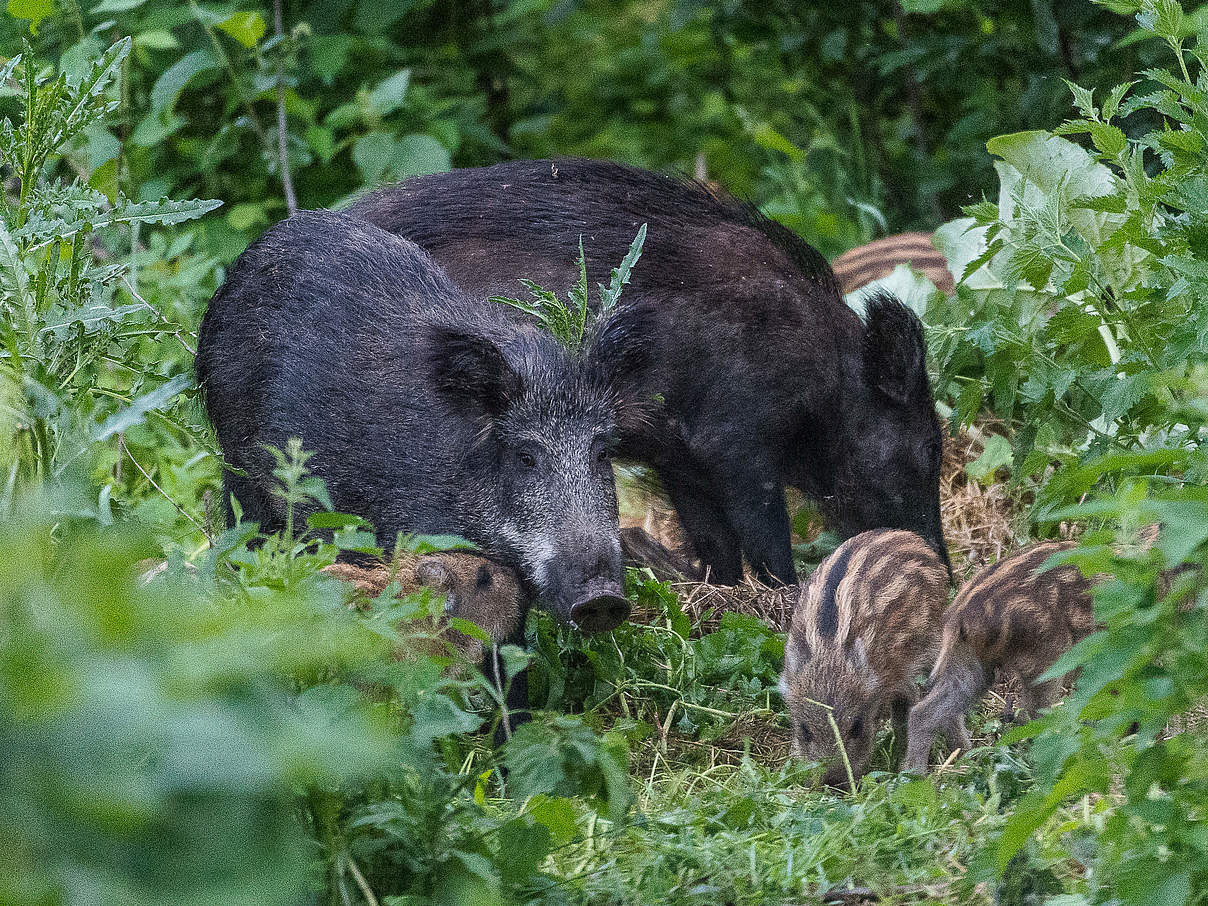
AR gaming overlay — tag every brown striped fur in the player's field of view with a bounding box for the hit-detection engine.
[780,529,948,786]
[904,541,1093,774]
[832,232,955,295]
[323,551,525,669]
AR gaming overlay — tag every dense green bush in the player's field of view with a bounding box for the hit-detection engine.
[2,0,1153,258]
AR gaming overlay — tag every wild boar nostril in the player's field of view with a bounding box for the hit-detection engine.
[569,592,630,633]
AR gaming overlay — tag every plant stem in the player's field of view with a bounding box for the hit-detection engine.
[273,0,298,215]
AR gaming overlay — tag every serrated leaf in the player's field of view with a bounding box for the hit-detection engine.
[1065,79,1097,118]
[39,302,143,337]
[93,374,191,441]
[55,37,130,150]
[1102,81,1135,121]
[599,223,646,312]
[0,217,28,301]
[1090,121,1128,156]
[966,433,1013,482]
[1099,372,1151,422]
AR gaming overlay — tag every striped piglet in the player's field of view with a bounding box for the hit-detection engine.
[780,529,949,787]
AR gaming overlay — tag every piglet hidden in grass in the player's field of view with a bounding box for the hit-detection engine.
[322,550,525,671]
[196,210,653,636]
[780,529,948,788]
[903,541,1095,775]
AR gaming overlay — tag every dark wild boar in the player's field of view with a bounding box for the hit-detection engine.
[196,210,649,635]
[779,529,948,787]
[322,551,525,669]
[903,541,1094,774]
[349,159,948,585]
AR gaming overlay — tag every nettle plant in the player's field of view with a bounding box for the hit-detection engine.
[921,1,1208,899]
[926,0,1208,516]
[490,224,647,353]
[0,39,218,494]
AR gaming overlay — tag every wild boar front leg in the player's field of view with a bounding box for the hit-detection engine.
[722,470,796,586]
[659,468,744,584]
[890,687,919,768]
[905,650,986,775]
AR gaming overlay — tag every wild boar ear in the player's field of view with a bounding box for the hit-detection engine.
[428,327,521,418]
[414,557,451,589]
[587,303,656,408]
[862,291,928,407]
[783,634,810,677]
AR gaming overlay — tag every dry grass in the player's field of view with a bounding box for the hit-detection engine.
[625,424,1034,634]
[938,426,1030,581]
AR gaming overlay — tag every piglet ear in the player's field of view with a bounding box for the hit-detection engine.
[428,327,521,418]
[783,633,810,678]
[414,556,451,589]
[586,302,656,410]
[862,291,928,407]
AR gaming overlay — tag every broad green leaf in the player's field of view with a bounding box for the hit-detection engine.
[352,131,395,184]
[369,68,411,116]
[8,0,54,30]
[966,433,1013,482]
[390,132,450,179]
[147,49,218,119]
[217,11,266,49]
[133,29,179,50]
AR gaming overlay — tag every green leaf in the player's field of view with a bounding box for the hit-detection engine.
[527,795,578,846]
[599,223,646,312]
[134,29,179,50]
[1139,0,1184,40]
[147,48,218,119]
[217,11,266,48]
[93,374,191,441]
[227,203,268,232]
[1090,122,1128,156]
[391,133,450,179]
[7,0,54,30]
[497,818,551,886]
[988,130,1116,201]
[966,434,1013,482]
[91,0,146,10]
[749,122,804,161]
[1102,81,1135,121]
[369,68,411,117]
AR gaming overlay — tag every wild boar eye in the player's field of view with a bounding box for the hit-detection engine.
[596,448,609,465]
[850,717,865,739]
[476,565,493,588]
[799,726,813,744]
[518,450,537,469]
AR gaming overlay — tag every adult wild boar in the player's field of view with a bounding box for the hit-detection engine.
[349,159,949,584]
[196,210,648,635]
